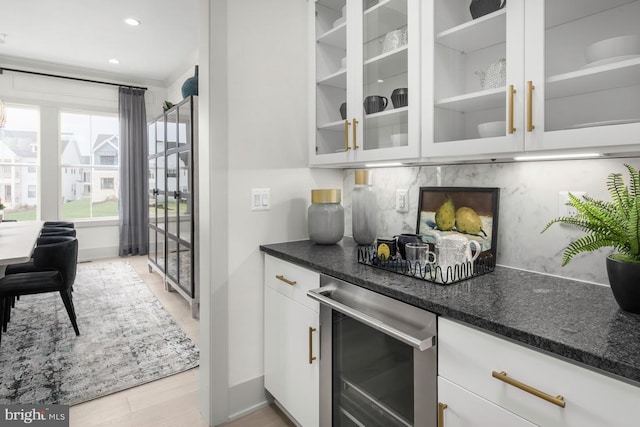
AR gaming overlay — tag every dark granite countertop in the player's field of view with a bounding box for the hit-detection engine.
[260,238,640,386]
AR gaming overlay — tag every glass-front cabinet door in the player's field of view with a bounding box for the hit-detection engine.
[311,0,420,166]
[423,0,640,160]
[360,0,420,162]
[164,98,194,297]
[525,0,640,152]
[312,0,350,164]
[148,118,165,272]
[422,0,525,158]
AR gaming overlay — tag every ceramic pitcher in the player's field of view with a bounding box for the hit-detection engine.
[424,231,481,281]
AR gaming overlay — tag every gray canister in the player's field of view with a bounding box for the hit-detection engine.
[352,170,377,245]
[308,189,344,245]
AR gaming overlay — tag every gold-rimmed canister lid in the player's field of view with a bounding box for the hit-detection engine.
[354,169,371,185]
[311,189,342,204]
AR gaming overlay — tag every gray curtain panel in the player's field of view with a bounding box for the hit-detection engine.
[118,87,149,256]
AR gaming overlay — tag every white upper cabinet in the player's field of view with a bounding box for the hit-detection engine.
[422,0,640,160]
[526,0,640,152]
[310,0,421,166]
[422,0,526,159]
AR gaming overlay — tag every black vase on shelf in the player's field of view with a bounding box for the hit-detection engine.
[469,0,506,20]
[181,65,199,99]
[391,88,408,108]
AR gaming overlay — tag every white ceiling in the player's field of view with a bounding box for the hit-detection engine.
[0,0,199,86]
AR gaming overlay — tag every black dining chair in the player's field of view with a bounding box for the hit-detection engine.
[43,221,75,229]
[5,235,76,276]
[0,237,79,347]
[40,227,76,237]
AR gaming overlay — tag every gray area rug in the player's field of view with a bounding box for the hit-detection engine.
[0,261,199,405]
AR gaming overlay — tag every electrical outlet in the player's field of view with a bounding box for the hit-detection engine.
[558,191,586,218]
[396,189,409,213]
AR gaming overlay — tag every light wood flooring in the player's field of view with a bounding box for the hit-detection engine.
[69,256,293,427]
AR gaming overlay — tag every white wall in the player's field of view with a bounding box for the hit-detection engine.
[223,0,342,416]
[0,65,167,259]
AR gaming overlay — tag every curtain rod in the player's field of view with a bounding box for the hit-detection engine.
[0,67,148,91]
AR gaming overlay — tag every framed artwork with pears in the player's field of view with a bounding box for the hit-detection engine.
[416,187,500,260]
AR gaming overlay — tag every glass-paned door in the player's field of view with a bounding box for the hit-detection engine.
[332,311,415,426]
[147,114,166,272]
[148,156,158,265]
[361,0,411,152]
[526,0,640,151]
[425,0,524,157]
[175,100,193,295]
[314,0,349,159]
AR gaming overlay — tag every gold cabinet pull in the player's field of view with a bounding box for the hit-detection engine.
[352,118,359,150]
[344,120,351,151]
[526,80,535,132]
[308,327,317,364]
[438,402,447,427]
[275,275,296,286]
[492,371,565,408]
[508,84,516,134]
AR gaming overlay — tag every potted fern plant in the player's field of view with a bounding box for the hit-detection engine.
[542,164,640,313]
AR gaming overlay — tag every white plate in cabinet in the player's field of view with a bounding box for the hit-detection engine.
[438,318,640,427]
[438,376,537,427]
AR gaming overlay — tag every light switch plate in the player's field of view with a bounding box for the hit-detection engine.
[251,188,270,211]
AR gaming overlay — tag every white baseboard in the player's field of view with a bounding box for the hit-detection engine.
[227,375,269,421]
[78,246,119,262]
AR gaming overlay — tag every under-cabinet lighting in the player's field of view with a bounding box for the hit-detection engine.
[364,162,403,168]
[513,153,601,161]
[124,18,141,26]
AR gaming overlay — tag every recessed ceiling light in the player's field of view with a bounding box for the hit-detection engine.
[124,18,141,26]
[109,58,120,64]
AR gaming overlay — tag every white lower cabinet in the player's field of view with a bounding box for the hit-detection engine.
[264,255,319,427]
[438,376,536,427]
[438,317,640,427]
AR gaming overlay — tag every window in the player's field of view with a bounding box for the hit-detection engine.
[99,155,117,165]
[0,105,40,221]
[60,111,119,219]
[100,177,114,189]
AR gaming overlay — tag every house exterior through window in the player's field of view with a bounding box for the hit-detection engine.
[0,105,40,220]
[60,111,119,220]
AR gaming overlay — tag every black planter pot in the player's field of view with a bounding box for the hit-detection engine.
[606,255,640,314]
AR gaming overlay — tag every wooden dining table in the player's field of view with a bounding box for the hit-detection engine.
[0,221,44,275]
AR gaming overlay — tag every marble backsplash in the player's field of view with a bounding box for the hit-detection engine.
[342,158,640,285]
